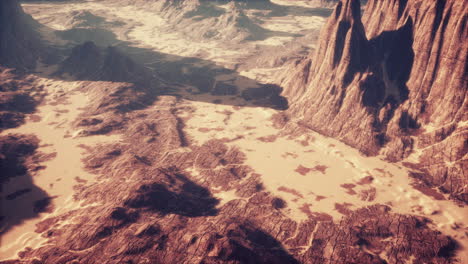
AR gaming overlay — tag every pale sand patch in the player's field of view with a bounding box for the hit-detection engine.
[256,15,325,35]
[404,120,468,165]
[185,165,244,208]
[182,99,468,259]
[239,67,287,84]
[0,78,121,260]
[270,0,327,8]
[215,189,243,208]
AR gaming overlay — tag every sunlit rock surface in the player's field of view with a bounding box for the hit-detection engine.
[280,0,467,203]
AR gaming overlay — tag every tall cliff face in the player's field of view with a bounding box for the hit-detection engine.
[281,0,467,203]
[0,0,42,70]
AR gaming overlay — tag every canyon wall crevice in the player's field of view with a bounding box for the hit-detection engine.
[281,0,467,203]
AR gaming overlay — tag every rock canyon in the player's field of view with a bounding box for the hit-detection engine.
[0,0,466,263]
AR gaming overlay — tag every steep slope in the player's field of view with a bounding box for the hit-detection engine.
[280,0,467,202]
[56,41,155,86]
[281,0,374,149]
[0,0,43,70]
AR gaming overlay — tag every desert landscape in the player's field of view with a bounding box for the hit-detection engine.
[0,0,467,263]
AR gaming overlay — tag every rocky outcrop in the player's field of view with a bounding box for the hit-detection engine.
[106,0,273,42]
[57,42,156,86]
[0,68,43,131]
[280,0,467,203]
[0,134,39,185]
[0,133,53,235]
[2,91,460,264]
[56,42,102,80]
[0,0,43,70]
[63,10,105,29]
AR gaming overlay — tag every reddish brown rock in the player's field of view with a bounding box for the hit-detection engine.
[280,0,467,203]
[0,134,39,184]
[0,1,465,263]
[2,89,460,263]
[0,68,43,131]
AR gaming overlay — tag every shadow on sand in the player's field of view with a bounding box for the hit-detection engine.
[41,25,290,111]
[26,0,339,112]
[0,134,51,236]
[125,168,219,217]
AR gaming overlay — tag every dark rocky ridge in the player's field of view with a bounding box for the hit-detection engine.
[0,134,39,185]
[0,0,43,70]
[280,0,467,203]
[56,41,157,87]
[0,133,53,235]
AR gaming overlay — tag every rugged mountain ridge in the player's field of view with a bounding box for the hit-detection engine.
[0,0,43,70]
[56,41,156,86]
[104,0,282,42]
[280,0,467,203]
[1,0,466,263]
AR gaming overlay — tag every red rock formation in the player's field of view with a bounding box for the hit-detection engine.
[3,92,460,264]
[280,0,467,202]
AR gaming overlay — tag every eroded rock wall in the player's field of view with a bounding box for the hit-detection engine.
[280,0,467,202]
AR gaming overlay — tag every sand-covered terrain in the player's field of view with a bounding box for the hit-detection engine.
[1,0,466,263]
[1,71,121,258]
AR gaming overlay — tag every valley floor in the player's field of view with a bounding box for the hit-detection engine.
[1,0,466,262]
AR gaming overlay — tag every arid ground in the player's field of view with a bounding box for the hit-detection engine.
[1,0,466,263]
